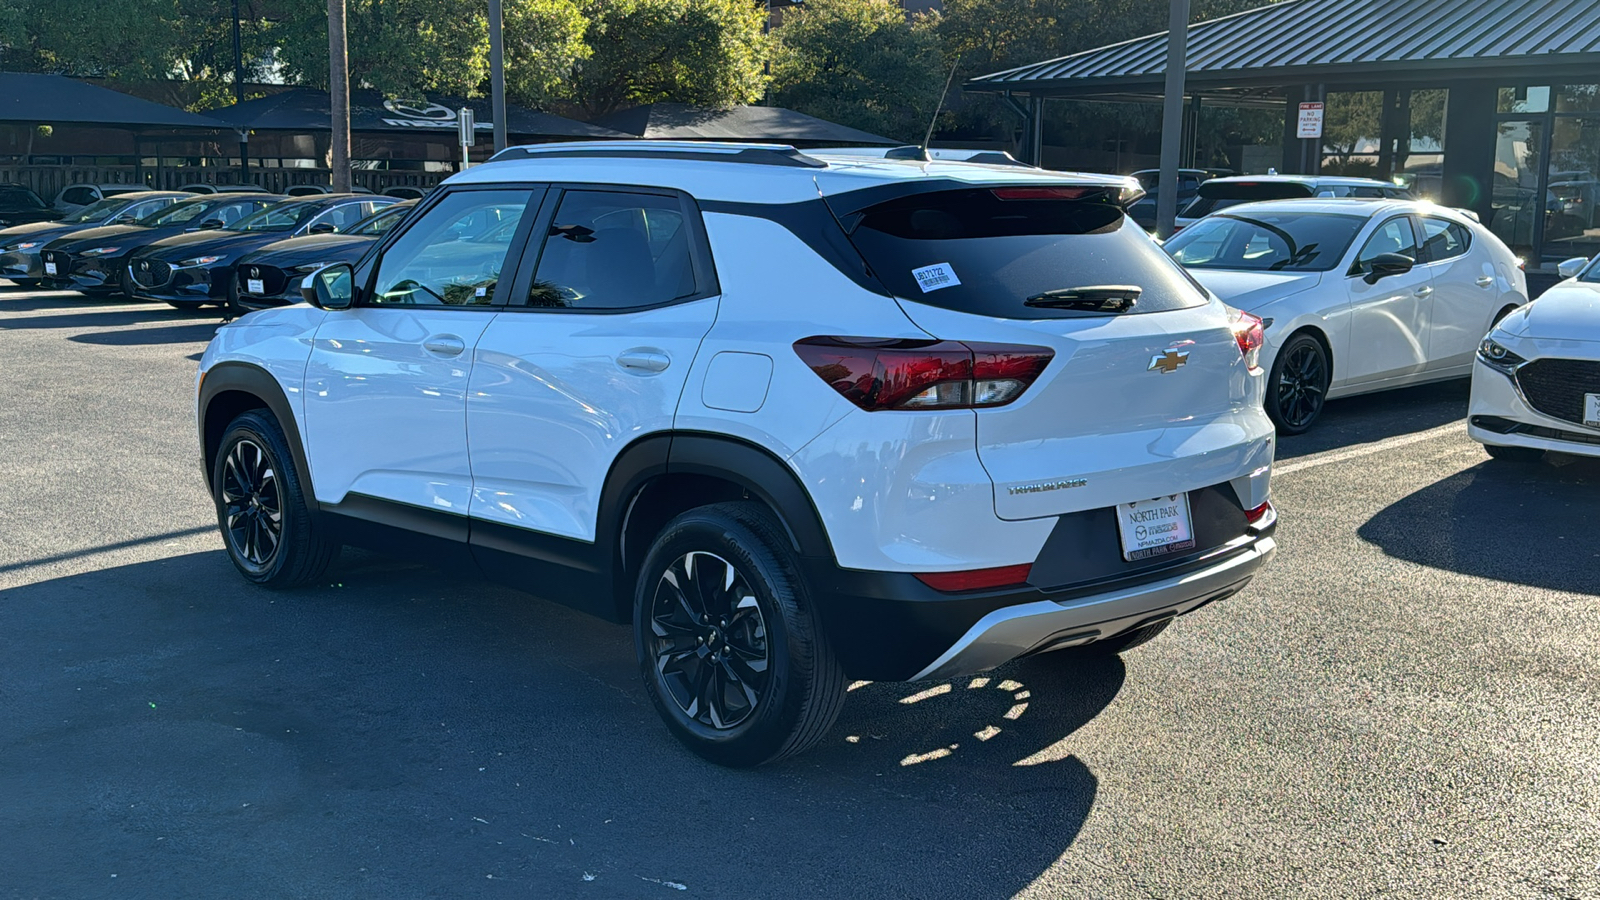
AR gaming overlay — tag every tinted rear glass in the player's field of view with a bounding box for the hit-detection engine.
[841,188,1209,318]
[0,186,47,210]
[1182,182,1314,218]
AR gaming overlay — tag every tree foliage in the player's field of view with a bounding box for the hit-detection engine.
[768,0,946,143]
[569,0,768,118]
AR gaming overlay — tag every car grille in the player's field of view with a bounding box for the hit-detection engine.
[40,249,71,274]
[129,259,172,289]
[239,265,290,296]
[1515,358,1600,426]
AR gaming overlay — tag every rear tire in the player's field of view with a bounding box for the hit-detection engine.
[1267,332,1329,435]
[634,501,846,767]
[1483,443,1543,464]
[212,410,339,588]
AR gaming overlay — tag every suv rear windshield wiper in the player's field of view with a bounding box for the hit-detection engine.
[1024,285,1141,312]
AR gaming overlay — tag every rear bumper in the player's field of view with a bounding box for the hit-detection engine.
[806,492,1276,681]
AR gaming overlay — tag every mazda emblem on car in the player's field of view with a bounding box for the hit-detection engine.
[139,261,150,272]
[1149,348,1190,373]
[249,267,259,279]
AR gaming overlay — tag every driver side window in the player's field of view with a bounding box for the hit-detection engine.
[370,189,534,307]
[1354,217,1418,272]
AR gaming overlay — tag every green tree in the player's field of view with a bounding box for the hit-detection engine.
[504,0,592,109]
[570,0,768,119]
[768,0,946,143]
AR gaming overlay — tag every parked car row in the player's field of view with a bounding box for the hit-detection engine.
[1,190,417,316]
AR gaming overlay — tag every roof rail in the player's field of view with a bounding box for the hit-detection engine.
[487,140,827,169]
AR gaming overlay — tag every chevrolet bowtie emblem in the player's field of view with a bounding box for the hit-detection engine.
[1148,349,1190,373]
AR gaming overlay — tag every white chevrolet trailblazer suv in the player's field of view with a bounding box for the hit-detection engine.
[197,142,1278,766]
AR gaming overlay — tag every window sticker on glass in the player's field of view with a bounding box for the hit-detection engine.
[912,262,961,293]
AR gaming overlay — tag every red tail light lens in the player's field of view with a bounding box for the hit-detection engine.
[794,337,1053,412]
[1229,308,1264,369]
[1246,500,1274,527]
[991,186,1098,201]
[915,564,1033,592]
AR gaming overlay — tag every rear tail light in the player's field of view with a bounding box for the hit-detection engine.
[793,337,1054,412]
[1245,500,1275,529]
[914,564,1032,592]
[1229,308,1264,370]
[991,186,1098,201]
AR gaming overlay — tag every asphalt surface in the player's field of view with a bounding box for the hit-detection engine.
[1,283,1596,900]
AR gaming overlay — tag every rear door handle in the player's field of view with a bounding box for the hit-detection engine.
[1414,286,1434,297]
[1475,276,1495,287]
[617,349,670,373]
[423,334,466,357]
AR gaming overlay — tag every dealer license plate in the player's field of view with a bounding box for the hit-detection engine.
[1586,393,1600,428]
[1117,494,1197,561]
[44,261,57,275]
[246,278,264,294]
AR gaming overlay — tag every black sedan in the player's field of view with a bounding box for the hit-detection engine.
[39,193,281,296]
[232,200,415,314]
[126,194,398,309]
[0,191,188,287]
[0,184,64,229]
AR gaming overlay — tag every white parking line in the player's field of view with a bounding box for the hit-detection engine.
[1275,420,1468,477]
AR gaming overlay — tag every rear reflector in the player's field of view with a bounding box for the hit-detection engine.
[915,564,1033,592]
[793,336,1053,412]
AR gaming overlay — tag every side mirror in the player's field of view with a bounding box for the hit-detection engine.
[198,218,224,230]
[1363,252,1415,284]
[308,222,337,235]
[302,263,356,310]
[1558,256,1590,279]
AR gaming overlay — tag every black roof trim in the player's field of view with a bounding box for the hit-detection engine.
[487,141,827,169]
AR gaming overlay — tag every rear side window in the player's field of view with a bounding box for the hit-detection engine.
[526,190,701,310]
[842,187,1209,319]
[1182,181,1315,218]
[1419,216,1470,262]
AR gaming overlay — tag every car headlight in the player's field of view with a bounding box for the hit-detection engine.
[178,255,223,267]
[80,246,121,257]
[3,241,40,251]
[1477,337,1526,375]
[291,261,333,273]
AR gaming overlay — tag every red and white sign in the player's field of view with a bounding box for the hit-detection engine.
[1296,102,1325,139]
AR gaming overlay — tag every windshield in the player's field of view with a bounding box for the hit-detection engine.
[1165,212,1367,272]
[230,202,321,233]
[839,186,1209,319]
[0,186,47,210]
[143,199,217,226]
[62,197,128,223]
[1582,257,1600,283]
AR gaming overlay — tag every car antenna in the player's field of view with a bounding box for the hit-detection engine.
[919,54,962,162]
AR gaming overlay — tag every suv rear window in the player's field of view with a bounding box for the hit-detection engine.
[1181,181,1315,218]
[839,187,1209,319]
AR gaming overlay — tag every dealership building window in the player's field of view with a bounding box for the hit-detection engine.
[1493,84,1600,267]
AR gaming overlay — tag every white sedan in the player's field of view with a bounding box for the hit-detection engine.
[1469,254,1600,461]
[1165,199,1528,432]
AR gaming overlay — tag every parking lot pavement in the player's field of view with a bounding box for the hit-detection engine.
[2,282,1597,900]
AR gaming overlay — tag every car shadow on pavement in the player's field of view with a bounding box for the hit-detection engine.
[0,307,220,331]
[71,322,223,346]
[0,547,1117,899]
[1274,379,1470,461]
[1358,454,1600,595]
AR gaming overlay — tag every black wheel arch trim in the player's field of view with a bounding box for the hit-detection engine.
[198,362,314,514]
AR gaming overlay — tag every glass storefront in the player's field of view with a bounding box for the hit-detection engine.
[1495,83,1600,269]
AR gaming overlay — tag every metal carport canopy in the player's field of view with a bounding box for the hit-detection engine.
[966,0,1600,99]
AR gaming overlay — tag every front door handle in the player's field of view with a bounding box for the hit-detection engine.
[1414,286,1434,298]
[617,349,670,373]
[423,334,467,357]
[1475,276,1495,287]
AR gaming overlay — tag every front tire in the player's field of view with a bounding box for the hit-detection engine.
[1267,332,1329,435]
[212,410,338,588]
[634,502,846,767]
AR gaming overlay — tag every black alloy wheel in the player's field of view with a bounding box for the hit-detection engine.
[212,410,338,588]
[220,438,283,570]
[648,551,771,731]
[1268,333,1329,435]
[635,502,846,767]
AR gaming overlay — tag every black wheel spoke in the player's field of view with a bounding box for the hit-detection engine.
[648,550,770,732]
[221,438,284,568]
